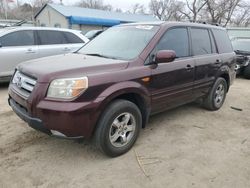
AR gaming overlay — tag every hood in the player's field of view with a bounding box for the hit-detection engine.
[18,53,129,83]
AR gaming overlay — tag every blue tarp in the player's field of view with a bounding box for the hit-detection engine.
[68,16,121,26]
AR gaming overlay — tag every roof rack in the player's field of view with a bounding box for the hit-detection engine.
[193,21,222,27]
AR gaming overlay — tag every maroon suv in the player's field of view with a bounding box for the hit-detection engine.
[8,22,236,157]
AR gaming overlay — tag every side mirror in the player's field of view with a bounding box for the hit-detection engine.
[155,50,176,64]
[0,42,2,48]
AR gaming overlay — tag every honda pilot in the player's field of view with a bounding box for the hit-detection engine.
[8,22,236,157]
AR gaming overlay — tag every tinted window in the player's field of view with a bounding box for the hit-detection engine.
[213,29,233,53]
[191,28,212,56]
[157,28,189,58]
[0,30,34,47]
[38,30,66,45]
[63,32,83,43]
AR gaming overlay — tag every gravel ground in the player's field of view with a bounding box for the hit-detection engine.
[0,79,249,188]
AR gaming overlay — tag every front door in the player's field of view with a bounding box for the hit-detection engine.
[0,30,38,77]
[149,27,195,113]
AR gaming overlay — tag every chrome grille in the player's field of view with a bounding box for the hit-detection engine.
[12,71,36,97]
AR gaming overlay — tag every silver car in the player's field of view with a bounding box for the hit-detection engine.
[0,27,89,82]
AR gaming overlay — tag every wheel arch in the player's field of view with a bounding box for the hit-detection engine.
[216,66,231,92]
[92,82,151,136]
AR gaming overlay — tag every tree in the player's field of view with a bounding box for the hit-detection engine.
[231,1,250,26]
[149,0,183,20]
[180,0,208,22]
[76,0,113,11]
[206,0,241,26]
[131,3,146,14]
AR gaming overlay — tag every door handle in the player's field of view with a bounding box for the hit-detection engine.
[185,64,193,71]
[63,47,71,52]
[26,48,35,54]
[215,59,222,64]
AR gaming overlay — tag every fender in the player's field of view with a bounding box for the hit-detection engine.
[97,81,151,111]
[215,65,231,90]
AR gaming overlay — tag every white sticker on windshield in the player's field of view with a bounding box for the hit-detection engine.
[135,25,154,30]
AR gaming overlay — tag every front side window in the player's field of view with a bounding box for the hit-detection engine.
[191,28,212,56]
[37,30,66,45]
[156,27,189,58]
[0,30,35,47]
[79,25,159,60]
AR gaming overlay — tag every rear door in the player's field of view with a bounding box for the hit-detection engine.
[36,30,85,58]
[0,30,38,77]
[190,27,221,98]
[36,30,70,58]
[149,27,195,113]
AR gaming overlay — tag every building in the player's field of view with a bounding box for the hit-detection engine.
[227,27,250,39]
[35,4,158,33]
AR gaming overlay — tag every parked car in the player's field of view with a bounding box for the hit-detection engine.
[231,37,250,79]
[0,27,89,82]
[84,30,103,40]
[8,22,236,157]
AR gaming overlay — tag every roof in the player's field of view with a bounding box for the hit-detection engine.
[35,4,158,26]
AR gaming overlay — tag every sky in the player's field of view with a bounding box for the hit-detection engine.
[48,0,151,11]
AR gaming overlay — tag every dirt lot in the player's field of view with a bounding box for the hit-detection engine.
[0,79,250,188]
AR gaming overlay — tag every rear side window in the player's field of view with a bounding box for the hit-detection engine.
[63,32,83,43]
[156,27,189,58]
[0,30,35,47]
[212,29,233,53]
[37,30,66,45]
[191,28,212,56]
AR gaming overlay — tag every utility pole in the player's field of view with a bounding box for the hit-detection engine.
[4,0,8,20]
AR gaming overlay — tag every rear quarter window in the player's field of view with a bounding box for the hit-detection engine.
[212,29,233,53]
[63,32,83,44]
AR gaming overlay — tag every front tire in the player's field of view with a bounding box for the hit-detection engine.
[243,64,250,79]
[203,77,228,111]
[94,99,142,157]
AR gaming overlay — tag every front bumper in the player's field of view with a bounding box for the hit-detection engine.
[9,98,51,135]
[9,98,85,139]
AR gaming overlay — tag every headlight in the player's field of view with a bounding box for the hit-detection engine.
[47,77,88,99]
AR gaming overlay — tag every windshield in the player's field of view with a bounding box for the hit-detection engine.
[79,25,159,60]
[232,39,250,52]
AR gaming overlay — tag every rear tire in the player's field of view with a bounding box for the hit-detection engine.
[243,64,250,79]
[94,99,142,157]
[203,77,228,111]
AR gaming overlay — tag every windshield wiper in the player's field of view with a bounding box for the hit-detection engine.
[85,53,119,60]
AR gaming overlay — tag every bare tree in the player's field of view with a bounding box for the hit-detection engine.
[131,3,146,14]
[180,0,207,22]
[232,1,250,26]
[31,0,53,8]
[149,0,183,20]
[76,0,113,11]
[206,0,241,26]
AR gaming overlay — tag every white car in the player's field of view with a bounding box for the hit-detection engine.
[0,27,89,82]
